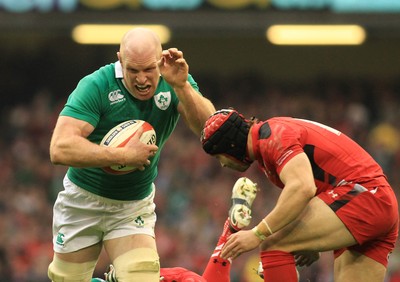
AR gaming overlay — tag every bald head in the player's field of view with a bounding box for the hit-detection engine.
[119,27,162,60]
[117,28,163,100]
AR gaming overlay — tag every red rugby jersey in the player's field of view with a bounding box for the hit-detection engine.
[250,117,388,195]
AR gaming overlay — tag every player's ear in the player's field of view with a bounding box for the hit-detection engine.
[117,51,122,63]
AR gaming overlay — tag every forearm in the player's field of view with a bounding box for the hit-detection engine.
[256,184,313,237]
[175,82,215,135]
[253,153,317,238]
[50,135,126,168]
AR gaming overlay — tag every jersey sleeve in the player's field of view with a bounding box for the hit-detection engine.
[187,74,201,93]
[60,75,103,127]
[260,122,305,175]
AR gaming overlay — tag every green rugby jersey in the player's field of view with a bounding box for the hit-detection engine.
[59,62,200,200]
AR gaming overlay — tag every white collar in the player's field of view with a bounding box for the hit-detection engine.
[115,61,123,78]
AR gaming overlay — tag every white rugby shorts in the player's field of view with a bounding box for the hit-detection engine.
[52,175,156,253]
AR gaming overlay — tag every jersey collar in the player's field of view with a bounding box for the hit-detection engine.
[115,61,123,78]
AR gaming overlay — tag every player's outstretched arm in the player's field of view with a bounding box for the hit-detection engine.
[158,48,215,136]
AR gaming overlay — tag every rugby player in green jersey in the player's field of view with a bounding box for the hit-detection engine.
[48,27,215,282]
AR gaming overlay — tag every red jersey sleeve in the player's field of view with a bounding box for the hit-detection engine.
[253,120,304,188]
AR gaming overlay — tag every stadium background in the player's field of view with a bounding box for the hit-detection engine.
[0,1,399,281]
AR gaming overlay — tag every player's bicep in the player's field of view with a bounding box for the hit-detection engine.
[279,152,316,196]
[50,116,95,164]
[53,116,95,139]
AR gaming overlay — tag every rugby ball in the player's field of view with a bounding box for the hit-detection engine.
[100,120,156,175]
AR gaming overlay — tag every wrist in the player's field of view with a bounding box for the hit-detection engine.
[252,226,267,241]
[260,218,274,235]
[173,81,190,92]
[252,218,274,242]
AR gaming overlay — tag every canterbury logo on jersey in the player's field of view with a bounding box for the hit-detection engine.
[108,90,126,105]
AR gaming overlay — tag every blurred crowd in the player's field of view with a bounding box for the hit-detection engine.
[0,74,399,282]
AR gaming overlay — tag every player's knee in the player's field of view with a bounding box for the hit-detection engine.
[48,255,97,282]
[113,248,160,281]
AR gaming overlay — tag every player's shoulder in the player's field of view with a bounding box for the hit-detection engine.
[257,117,305,143]
[268,117,314,131]
[187,73,200,91]
[263,117,299,131]
[92,63,115,81]
[79,63,116,89]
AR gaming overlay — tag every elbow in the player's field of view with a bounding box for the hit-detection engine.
[49,151,61,165]
[49,144,64,165]
[301,183,317,200]
[290,178,316,201]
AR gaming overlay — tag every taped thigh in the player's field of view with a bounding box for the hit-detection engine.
[113,248,160,281]
[48,255,97,282]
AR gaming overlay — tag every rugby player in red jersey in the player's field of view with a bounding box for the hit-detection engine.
[201,109,399,282]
